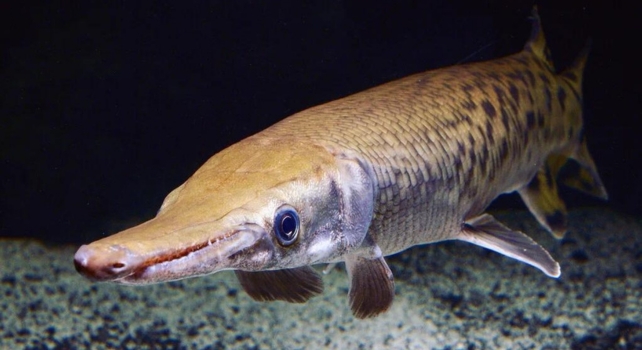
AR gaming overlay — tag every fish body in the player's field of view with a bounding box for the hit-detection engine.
[74,8,606,318]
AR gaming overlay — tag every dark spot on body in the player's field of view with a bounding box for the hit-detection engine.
[526,111,536,128]
[493,85,506,104]
[329,180,341,203]
[468,146,478,167]
[461,83,475,95]
[453,156,463,172]
[526,91,535,105]
[485,121,495,143]
[480,146,489,166]
[457,141,466,156]
[474,79,487,90]
[525,70,536,86]
[537,111,545,128]
[463,167,476,188]
[501,109,510,131]
[482,100,496,118]
[424,162,433,179]
[462,100,477,111]
[508,83,519,102]
[507,70,528,87]
[499,139,509,162]
[557,86,567,111]
[538,73,551,86]
[522,129,529,145]
[488,71,501,81]
[544,87,552,112]
[488,166,496,182]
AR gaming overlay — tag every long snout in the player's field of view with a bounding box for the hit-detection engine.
[73,220,270,284]
[74,243,144,281]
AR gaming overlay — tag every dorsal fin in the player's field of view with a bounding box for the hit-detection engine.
[523,6,555,71]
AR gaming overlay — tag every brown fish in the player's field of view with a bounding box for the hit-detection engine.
[74,7,607,318]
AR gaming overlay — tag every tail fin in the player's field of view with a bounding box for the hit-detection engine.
[560,38,608,201]
[561,38,592,87]
[518,10,607,239]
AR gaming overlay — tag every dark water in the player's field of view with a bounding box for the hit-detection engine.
[1,1,640,349]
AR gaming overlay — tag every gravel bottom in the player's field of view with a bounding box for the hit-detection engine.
[1,208,641,349]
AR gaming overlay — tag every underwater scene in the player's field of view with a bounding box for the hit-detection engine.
[2,209,642,348]
[2,1,640,349]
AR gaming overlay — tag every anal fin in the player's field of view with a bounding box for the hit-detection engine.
[518,155,568,238]
[235,266,323,304]
[345,255,395,319]
[459,214,561,278]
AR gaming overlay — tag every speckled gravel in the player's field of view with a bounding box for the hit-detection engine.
[1,208,641,349]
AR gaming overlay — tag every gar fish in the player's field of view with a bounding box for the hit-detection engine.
[74,8,607,318]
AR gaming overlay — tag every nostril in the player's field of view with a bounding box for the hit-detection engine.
[73,256,86,273]
[73,244,137,281]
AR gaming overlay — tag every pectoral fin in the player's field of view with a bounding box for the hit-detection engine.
[235,266,323,303]
[345,255,395,319]
[518,155,568,238]
[459,214,560,277]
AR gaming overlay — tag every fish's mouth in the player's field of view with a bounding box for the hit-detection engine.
[74,224,268,284]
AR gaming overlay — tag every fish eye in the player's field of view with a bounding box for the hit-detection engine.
[274,207,300,246]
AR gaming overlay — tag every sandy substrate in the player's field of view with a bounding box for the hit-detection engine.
[1,208,641,349]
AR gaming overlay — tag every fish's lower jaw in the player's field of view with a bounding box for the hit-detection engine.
[74,227,271,285]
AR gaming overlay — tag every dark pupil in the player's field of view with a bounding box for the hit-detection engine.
[281,215,296,237]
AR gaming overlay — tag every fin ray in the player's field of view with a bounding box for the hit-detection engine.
[235,266,323,304]
[459,214,561,277]
[345,256,395,319]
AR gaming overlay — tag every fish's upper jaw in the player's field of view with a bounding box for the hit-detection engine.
[73,223,271,284]
[74,244,143,282]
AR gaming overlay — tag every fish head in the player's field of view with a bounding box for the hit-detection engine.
[74,136,374,284]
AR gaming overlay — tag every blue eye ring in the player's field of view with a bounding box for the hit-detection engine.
[274,207,300,246]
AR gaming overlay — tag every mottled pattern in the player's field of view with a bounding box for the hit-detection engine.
[261,37,585,255]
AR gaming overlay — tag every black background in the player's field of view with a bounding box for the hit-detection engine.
[1,1,639,245]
